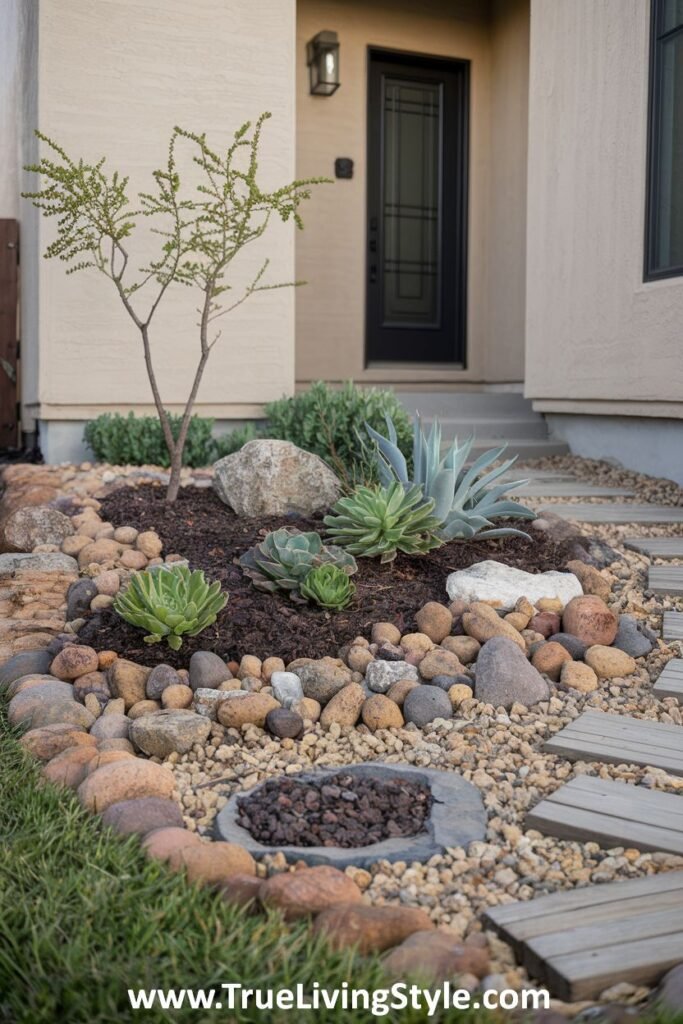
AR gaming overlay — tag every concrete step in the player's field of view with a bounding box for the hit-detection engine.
[468,437,570,461]
[425,416,550,441]
[396,390,532,419]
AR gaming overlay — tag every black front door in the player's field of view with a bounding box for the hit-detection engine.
[366,50,468,365]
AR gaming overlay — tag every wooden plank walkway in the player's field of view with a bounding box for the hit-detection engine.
[484,871,683,1000]
[649,565,683,595]
[510,483,634,498]
[624,537,683,560]
[538,503,683,524]
[654,659,683,703]
[526,775,683,855]
[544,710,683,776]
[663,612,683,643]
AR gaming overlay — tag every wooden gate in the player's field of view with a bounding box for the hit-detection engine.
[0,219,19,449]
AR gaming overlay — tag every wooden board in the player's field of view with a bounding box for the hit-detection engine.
[526,775,683,855]
[624,537,683,560]
[544,710,683,776]
[649,565,683,596]
[539,503,683,524]
[663,612,683,643]
[484,871,683,1000]
[509,483,635,498]
[654,659,683,703]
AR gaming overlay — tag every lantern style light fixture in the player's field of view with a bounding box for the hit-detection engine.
[307,31,340,96]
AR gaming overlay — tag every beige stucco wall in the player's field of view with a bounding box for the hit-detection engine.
[295,0,529,388]
[25,0,297,426]
[525,0,683,417]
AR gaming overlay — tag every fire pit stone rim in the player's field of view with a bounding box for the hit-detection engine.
[213,762,487,868]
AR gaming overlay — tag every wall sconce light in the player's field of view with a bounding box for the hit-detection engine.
[307,31,340,96]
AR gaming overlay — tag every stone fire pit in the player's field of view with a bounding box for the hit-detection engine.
[214,763,486,868]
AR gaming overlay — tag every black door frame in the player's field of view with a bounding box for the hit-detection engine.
[365,47,469,367]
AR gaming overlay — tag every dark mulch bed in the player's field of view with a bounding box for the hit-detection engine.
[236,771,432,848]
[77,484,576,666]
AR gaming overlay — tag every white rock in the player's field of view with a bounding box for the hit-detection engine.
[446,560,582,611]
[365,660,419,693]
[213,440,342,517]
[270,671,304,708]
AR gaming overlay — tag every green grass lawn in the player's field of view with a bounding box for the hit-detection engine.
[1,704,682,1024]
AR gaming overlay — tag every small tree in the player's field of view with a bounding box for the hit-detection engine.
[23,114,325,501]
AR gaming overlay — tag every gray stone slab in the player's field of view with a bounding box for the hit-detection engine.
[653,660,683,703]
[624,537,683,559]
[510,484,634,498]
[663,612,683,643]
[539,504,683,524]
[0,552,78,574]
[649,566,683,596]
[214,762,486,868]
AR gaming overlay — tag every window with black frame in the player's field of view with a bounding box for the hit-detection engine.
[646,0,683,279]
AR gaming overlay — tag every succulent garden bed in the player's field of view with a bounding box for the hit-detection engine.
[2,449,683,1019]
[77,484,576,665]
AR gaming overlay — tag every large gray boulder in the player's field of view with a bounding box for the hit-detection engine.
[213,440,342,516]
[1,506,74,553]
[474,636,550,710]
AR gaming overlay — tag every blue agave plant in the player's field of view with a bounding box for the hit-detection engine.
[365,414,535,541]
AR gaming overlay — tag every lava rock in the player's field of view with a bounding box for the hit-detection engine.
[474,636,549,710]
[266,707,304,739]
[403,685,452,726]
[612,614,656,658]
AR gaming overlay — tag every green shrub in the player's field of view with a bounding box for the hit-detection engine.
[83,412,216,468]
[212,422,261,459]
[263,381,413,488]
[83,382,413,482]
